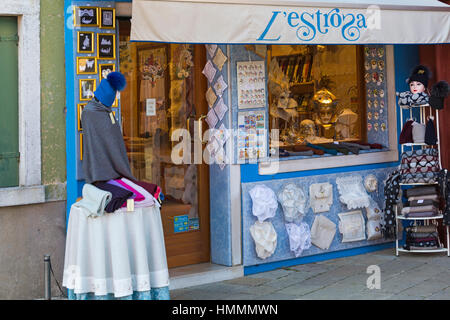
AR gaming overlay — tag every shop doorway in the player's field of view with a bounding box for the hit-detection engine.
[118,20,210,268]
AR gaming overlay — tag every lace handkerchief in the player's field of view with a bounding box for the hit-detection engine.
[213,47,228,71]
[205,86,217,108]
[310,215,336,250]
[213,75,228,97]
[205,44,217,58]
[338,210,366,242]
[202,60,216,83]
[336,175,371,209]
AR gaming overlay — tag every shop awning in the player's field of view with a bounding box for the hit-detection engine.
[130,0,450,44]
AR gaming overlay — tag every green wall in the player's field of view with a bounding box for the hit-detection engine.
[40,0,67,200]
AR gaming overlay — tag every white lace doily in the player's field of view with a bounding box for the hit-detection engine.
[336,175,371,209]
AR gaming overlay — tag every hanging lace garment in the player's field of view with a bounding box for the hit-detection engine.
[250,221,277,259]
[381,170,401,239]
[248,185,278,222]
[277,183,308,223]
[335,175,371,209]
[285,222,311,257]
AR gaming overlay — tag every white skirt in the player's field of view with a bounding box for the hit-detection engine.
[62,205,169,298]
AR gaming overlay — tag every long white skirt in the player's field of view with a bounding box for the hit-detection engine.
[62,205,170,298]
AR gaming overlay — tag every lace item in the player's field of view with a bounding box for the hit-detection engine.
[336,175,371,209]
[310,215,336,250]
[309,183,333,213]
[250,221,277,259]
[277,183,308,222]
[285,222,311,257]
[338,210,366,242]
[249,185,278,222]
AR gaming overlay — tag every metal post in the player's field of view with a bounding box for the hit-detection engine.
[44,255,51,300]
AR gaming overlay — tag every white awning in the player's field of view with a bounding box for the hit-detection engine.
[131,0,450,44]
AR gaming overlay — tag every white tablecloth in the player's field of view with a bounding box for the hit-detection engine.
[62,205,169,298]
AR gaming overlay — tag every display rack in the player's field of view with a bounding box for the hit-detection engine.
[395,103,449,256]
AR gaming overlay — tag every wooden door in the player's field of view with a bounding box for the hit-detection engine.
[118,20,210,268]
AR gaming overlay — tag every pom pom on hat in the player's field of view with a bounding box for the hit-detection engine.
[107,71,127,92]
[407,65,431,88]
[429,80,449,110]
[94,72,126,107]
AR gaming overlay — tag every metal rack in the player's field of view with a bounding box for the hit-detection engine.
[395,103,449,257]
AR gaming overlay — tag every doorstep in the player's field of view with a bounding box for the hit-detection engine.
[168,263,244,290]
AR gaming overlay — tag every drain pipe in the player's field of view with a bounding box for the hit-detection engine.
[44,255,51,300]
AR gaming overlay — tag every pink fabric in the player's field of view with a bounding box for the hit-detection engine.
[115,179,145,208]
[121,178,157,208]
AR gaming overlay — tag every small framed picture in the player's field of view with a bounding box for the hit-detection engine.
[77,103,86,131]
[73,6,99,27]
[76,56,97,75]
[99,63,115,80]
[77,31,94,53]
[79,133,83,161]
[100,8,115,29]
[79,78,96,101]
[97,33,116,59]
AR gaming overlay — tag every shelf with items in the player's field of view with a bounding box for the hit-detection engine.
[394,97,449,256]
[397,214,444,220]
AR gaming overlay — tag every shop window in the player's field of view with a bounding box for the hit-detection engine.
[267,45,366,155]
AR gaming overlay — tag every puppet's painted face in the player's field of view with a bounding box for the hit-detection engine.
[410,81,425,94]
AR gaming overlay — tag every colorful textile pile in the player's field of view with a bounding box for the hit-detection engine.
[76,177,163,218]
[403,225,440,250]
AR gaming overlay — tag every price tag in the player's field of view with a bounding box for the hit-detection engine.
[417,199,424,204]
[127,199,134,212]
[109,112,116,124]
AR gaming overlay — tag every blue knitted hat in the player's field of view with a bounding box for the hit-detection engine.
[94,72,127,107]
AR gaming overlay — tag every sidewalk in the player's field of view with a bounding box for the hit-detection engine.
[170,248,450,300]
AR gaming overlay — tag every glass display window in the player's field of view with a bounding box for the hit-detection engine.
[267,45,366,152]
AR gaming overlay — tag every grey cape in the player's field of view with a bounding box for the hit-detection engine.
[81,98,135,184]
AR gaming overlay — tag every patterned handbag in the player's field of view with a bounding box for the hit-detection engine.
[399,148,440,184]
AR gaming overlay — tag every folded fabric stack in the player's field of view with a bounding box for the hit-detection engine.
[75,177,163,218]
[401,185,440,218]
[306,141,383,156]
[403,225,440,250]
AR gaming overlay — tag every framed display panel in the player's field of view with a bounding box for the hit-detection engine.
[77,31,94,54]
[99,8,115,29]
[76,56,97,75]
[77,103,86,131]
[79,133,83,161]
[79,78,96,101]
[97,33,116,60]
[99,63,115,80]
[73,6,99,27]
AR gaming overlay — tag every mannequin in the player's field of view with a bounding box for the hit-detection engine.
[396,65,430,107]
[81,72,135,183]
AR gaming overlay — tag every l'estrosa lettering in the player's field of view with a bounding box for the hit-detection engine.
[258,8,367,42]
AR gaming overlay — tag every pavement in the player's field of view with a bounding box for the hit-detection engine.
[170,248,450,300]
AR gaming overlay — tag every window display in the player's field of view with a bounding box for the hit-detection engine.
[267,45,365,153]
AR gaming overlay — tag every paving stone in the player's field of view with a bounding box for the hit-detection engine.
[399,279,450,297]
[223,276,270,287]
[247,268,293,280]
[254,292,298,300]
[277,283,325,297]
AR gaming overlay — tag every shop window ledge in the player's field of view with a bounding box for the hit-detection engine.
[259,149,398,175]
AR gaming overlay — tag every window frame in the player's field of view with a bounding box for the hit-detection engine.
[0,0,44,207]
[259,45,398,175]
